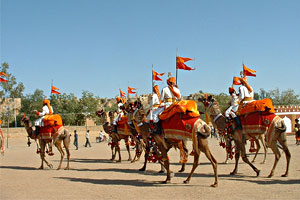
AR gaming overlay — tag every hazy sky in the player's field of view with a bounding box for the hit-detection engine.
[1,0,299,98]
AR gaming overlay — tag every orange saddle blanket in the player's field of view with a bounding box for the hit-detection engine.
[240,98,275,116]
[43,114,63,126]
[159,100,200,121]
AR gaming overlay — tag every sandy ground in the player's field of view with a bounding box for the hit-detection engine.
[0,134,299,200]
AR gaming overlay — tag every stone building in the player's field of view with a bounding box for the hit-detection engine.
[274,105,300,133]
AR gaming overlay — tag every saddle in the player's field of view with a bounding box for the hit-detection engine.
[159,100,200,121]
[43,114,63,126]
[239,98,275,116]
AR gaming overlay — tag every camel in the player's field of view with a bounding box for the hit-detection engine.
[133,102,218,187]
[201,97,268,164]
[21,115,70,170]
[96,109,136,162]
[199,95,290,178]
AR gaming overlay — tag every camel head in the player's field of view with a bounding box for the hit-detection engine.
[198,94,215,108]
[132,107,146,125]
[20,114,35,140]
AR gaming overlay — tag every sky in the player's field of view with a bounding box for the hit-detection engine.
[1,0,300,99]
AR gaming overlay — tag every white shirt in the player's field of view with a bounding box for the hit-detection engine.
[150,93,160,107]
[117,102,123,113]
[160,86,181,107]
[239,85,254,102]
[38,105,53,116]
[86,132,90,139]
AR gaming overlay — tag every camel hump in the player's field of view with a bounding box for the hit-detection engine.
[240,98,275,116]
[44,114,63,126]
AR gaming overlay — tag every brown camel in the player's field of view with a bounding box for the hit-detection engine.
[133,105,218,187]
[96,109,133,162]
[199,95,290,178]
[21,115,71,170]
[201,97,268,164]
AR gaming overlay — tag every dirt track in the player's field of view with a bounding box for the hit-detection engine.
[1,134,300,200]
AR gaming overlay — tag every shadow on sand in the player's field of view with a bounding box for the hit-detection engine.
[0,165,39,171]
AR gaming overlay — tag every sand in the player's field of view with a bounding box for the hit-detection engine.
[1,134,299,200]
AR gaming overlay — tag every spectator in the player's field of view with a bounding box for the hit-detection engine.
[295,119,300,145]
[73,130,78,150]
[85,130,91,147]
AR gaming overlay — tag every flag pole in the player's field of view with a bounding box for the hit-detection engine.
[152,64,154,96]
[175,48,178,85]
[50,79,53,97]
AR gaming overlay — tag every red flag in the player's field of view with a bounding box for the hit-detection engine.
[0,77,8,82]
[0,72,8,77]
[243,64,256,77]
[176,56,195,70]
[51,85,61,94]
[120,89,126,97]
[128,86,136,94]
[152,70,165,81]
[233,77,241,85]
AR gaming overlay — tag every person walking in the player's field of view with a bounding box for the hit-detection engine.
[73,130,78,150]
[85,130,91,147]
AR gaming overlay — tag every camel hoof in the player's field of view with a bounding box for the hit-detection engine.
[260,162,266,164]
[256,170,261,177]
[64,167,70,170]
[158,170,164,173]
[281,174,288,177]
[116,160,121,163]
[267,174,273,178]
[139,168,146,171]
[161,180,170,184]
[128,159,132,161]
[183,180,189,184]
[210,183,218,188]
[230,171,237,175]
[178,168,185,173]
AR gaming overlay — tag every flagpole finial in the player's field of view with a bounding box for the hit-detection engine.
[168,72,172,78]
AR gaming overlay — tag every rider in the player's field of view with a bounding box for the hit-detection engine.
[151,77,181,133]
[146,85,161,123]
[34,99,54,155]
[235,77,254,130]
[112,97,126,133]
[34,99,54,136]
[225,87,239,120]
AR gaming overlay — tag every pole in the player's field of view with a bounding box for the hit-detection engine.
[175,48,178,85]
[151,64,154,95]
[14,99,17,127]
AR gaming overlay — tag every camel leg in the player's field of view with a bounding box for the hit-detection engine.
[267,141,281,178]
[139,146,150,171]
[278,135,291,177]
[240,140,260,176]
[111,145,116,161]
[157,143,170,183]
[178,140,188,172]
[251,139,260,163]
[125,141,132,161]
[203,148,218,187]
[63,136,71,170]
[39,142,53,169]
[184,151,200,184]
[230,141,240,175]
[116,145,122,162]
[55,140,65,170]
[260,136,267,164]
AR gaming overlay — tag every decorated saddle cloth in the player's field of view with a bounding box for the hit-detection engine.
[159,100,200,121]
[161,112,200,141]
[43,114,63,127]
[116,116,130,135]
[240,111,280,146]
[239,98,275,116]
[39,125,63,141]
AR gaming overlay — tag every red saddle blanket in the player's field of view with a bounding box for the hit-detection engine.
[39,125,63,141]
[240,98,275,116]
[161,113,200,141]
[240,111,277,135]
